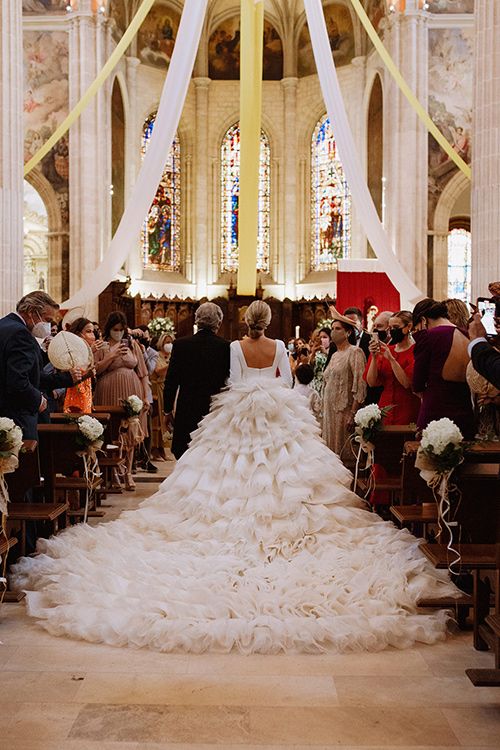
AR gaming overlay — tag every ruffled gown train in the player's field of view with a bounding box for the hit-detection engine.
[12,342,458,654]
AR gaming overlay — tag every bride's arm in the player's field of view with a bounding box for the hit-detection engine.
[276,341,293,387]
[229,342,243,384]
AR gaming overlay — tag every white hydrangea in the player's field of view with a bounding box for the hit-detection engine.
[421,418,463,455]
[126,395,143,414]
[0,417,17,433]
[354,404,382,429]
[77,415,104,443]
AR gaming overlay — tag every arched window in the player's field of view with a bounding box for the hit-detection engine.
[23,180,49,295]
[447,226,471,302]
[311,114,351,271]
[141,113,181,272]
[220,123,271,274]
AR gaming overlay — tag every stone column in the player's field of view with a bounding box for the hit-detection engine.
[124,56,142,282]
[383,3,428,295]
[281,77,298,298]
[471,0,500,297]
[193,77,210,295]
[0,0,23,315]
[68,2,108,319]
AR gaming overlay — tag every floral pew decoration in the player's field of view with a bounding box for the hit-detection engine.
[352,403,393,497]
[74,415,105,523]
[0,418,24,517]
[415,418,465,573]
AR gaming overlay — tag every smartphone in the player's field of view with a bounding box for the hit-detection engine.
[477,297,497,336]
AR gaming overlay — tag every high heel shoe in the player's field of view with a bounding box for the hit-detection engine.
[125,473,136,491]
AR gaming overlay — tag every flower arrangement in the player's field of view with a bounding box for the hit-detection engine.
[148,317,176,338]
[418,418,464,476]
[75,415,104,451]
[354,403,393,445]
[0,418,24,516]
[122,395,144,418]
[316,318,333,331]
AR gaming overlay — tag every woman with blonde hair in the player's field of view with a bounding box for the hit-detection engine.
[443,298,470,331]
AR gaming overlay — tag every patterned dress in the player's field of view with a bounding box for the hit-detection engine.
[322,346,366,459]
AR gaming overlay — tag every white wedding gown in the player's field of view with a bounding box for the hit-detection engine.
[12,339,458,654]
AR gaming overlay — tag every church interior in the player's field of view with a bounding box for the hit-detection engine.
[1,0,500,748]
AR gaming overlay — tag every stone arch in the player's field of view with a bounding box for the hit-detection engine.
[432,171,471,299]
[24,167,65,301]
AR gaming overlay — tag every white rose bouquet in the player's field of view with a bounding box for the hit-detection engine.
[75,415,104,452]
[417,418,464,477]
[123,395,144,417]
[148,317,176,338]
[354,403,393,445]
[0,418,24,515]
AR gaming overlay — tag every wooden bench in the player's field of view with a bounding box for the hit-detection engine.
[355,426,416,503]
[7,503,67,556]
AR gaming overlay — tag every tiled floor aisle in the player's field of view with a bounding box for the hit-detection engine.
[1,462,499,749]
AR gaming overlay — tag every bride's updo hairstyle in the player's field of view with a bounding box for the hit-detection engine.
[245,300,271,339]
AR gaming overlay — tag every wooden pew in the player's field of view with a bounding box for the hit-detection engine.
[92,406,128,493]
[355,426,416,504]
[4,439,67,557]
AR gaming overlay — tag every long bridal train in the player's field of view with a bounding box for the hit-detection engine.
[13,379,458,654]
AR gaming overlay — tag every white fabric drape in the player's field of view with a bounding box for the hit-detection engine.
[62,0,208,308]
[304,0,424,305]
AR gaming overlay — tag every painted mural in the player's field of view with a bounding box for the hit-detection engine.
[24,31,69,166]
[366,0,387,32]
[137,5,180,69]
[208,17,283,80]
[298,3,355,77]
[22,0,67,11]
[428,28,473,173]
[427,1,474,12]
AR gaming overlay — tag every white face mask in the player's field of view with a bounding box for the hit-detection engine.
[31,315,52,339]
[164,342,173,354]
[109,329,124,342]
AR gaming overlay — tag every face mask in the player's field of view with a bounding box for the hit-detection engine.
[330,330,346,345]
[164,343,173,354]
[31,315,52,339]
[109,329,124,342]
[375,329,388,343]
[389,327,405,345]
[287,343,295,353]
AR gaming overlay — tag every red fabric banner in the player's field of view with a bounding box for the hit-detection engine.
[336,271,401,323]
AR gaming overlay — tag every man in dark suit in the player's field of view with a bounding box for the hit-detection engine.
[468,312,500,389]
[164,302,230,459]
[0,291,75,439]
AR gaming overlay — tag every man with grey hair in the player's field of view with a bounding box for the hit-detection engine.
[163,302,230,459]
[0,291,76,439]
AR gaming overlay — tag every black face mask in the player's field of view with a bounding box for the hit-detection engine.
[376,329,388,343]
[389,327,405,344]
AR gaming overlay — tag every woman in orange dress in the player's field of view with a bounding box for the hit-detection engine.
[63,318,100,414]
[94,312,149,490]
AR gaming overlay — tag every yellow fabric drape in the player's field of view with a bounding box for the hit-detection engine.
[349,0,471,180]
[237,0,264,296]
[24,0,156,177]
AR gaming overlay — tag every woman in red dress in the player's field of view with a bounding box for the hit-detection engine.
[363,311,420,506]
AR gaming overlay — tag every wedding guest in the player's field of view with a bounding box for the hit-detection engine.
[468,311,500,390]
[444,298,470,331]
[63,318,103,413]
[322,308,366,461]
[294,363,321,421]
[151,332,174,461]
[94,311,149,490]
[309,327,330,397]
[412,298,474,438]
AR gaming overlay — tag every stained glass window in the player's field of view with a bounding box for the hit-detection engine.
[447,227,471,302]
[311,114,351,271]
[141,113,181,272]
[220,123,270,273]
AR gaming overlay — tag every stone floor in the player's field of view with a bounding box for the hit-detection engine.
[1,459,499,749]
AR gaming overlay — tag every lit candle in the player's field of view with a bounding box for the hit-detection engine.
[193,324,198,334]
[295,325,300,339]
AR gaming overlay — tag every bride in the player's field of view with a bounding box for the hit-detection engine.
[12,300,457,654]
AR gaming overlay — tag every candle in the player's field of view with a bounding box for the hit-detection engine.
[295,325,300,339]
[193,324,198,334]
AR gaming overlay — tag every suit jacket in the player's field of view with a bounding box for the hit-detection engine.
[0,313,72,439]
[163,329,230,459]
[470,340,500,390]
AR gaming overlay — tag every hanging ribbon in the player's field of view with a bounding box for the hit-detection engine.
[24,0,156,177]
[304,0,424,304]
[237,0,264,296]
[349,0,471,180]
[62,0,208,308]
